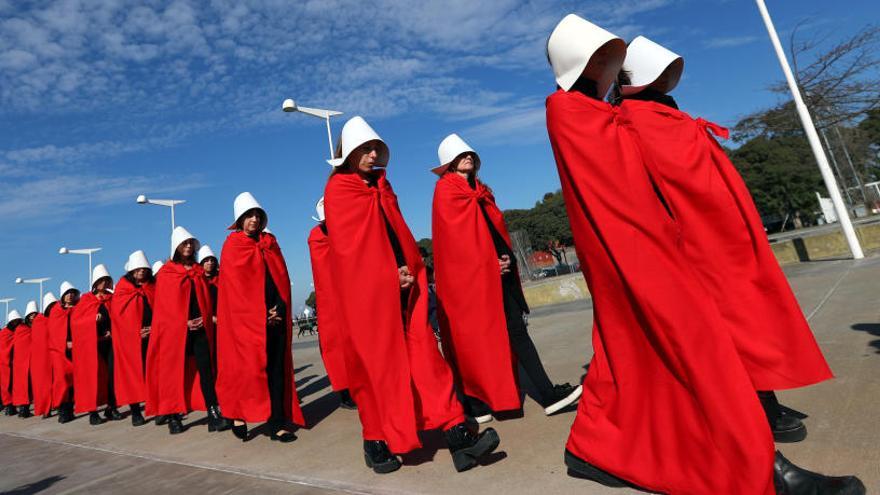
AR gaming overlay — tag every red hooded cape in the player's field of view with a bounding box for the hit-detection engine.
[47,305,73,408]
[621,99,833,391]
[70,292,112,413]
[216,231,305,426]
[12,321,33,406]
[30,311,54,415]
[145,261,213,416]
[307,224,349,391]
[0,326,13,405]
[110,277,154,406]
[432,173,520,412]
[324,171,464,453]
[546,89,774,495]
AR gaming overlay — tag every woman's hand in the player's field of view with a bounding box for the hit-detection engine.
[140,326,151,338]
[95,313,104,322]
[187,317,204,331]
[267,306,283,326]
[398,266,414,289]
[499,255,512,275]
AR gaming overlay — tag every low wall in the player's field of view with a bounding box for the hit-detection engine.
[522,273,591,308]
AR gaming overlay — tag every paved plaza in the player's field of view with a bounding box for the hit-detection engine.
[2,255,879,494]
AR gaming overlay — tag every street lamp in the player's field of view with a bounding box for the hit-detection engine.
[0,298,13,325]
[14,277,50,311]
[59,247,102,287]
[136,195,186,232]
[282,99,343,160]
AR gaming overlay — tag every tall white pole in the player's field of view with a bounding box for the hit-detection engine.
[755,0,864,259]
[325,116,334,159]
[38,281,44,311]
[88,252,93,287]
[171,204,176,231]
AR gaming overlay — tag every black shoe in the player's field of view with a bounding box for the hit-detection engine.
[443,423,500,473]
[773,412,807,443]
[130,405,146,427]
[89,412,105,425]
[207,405,231,432]
[231,421,248,441]
[18,406,32,418]
[155,414,169,426]
[104,407,123,421]
[4,405,16,416]
[564,449,629,487]
[363,440,401,474]
[167,414,184,435]
[270,424,297,443]
[57,403,74,424]
[774,451,865,495]
[339,390,357,410]
[543,383,583,415]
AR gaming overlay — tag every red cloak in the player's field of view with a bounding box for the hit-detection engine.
[307,224,349,391]
[546,89,774,495]
[0,326,13,405]
[324,171,464,453]
[145,261,213,416]
[110,277,154,406]
[620,99,833,391]
[47,305,73,408]
[12,321,33,406]
[30,312,54,415]
[216,231,305,426]
[70,292,112,413]
[432,173,520,412]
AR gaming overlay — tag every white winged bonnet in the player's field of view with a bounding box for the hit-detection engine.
[197,245,217,264]
[126,250,151,273]
[327,116,389,168]
[620,36,683,96]
[432,133,480,176]
[229,192,267,231]
[547,14,626,96]
[171,226,200,257]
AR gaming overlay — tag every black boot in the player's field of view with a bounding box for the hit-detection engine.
[339,389,357,410]
[759,391,807,443]
[17,405,32,418]
[4,405,16,416]
[774,451,865,494]
[104,407,123,421]
[231,421,248,441]
[130,404,146,427]
[167,414,184,435]
[363,440,401,474]
[443,422,500,472]
[155,414,169,426]
[564,449,629,487]
[89,411,105,425]
[207,405,232,432]
[57,403,74,424]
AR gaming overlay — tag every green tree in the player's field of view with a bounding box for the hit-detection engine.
[305,291,316,311]
[504,190,573,263]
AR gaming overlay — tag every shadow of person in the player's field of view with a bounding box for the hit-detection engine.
[850,323,880,353]
[400,430,446,466]
[293,364,312,374]
[0,475,65,495]
[299,391,340,429]
[297,376,331,400]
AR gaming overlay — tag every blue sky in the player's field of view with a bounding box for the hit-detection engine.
[1,0,878,315]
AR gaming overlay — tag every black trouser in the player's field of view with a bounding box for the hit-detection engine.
[187,329,218,408]
[97,339,117,409]
[266,323,286,424]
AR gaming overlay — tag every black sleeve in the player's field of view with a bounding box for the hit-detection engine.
[142,298,152,327]
[97,305,111,336]
[480,204,515,263]
[381,207,408,268]
[264,265,286,320]
[188,280,201,320]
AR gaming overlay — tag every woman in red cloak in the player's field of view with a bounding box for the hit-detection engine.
[111,250,155,427]
[145,226,231,435]
[197,245,219,313]
[216,192,304,443]
[71,264,120,425]
[323,116,499,474]
[12,301,40,417]
[431,133,582,423]
[307,196,355,410]
[29,292,58,418]
[49,282,78,423]
[615,36,833,443]
[0,310,21,416]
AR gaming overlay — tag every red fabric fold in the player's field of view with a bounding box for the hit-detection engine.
[620,99,833,391]
[324,171,464,453]
[307,224,349,391]
[0,326,13,405]
[111,277,154,406]
[47,305,73,408]
[432,173,520,412]
[216,231,305,426]
[145,262,213,416]
[12,322,33,406]
[30,312,53,415]
[546,89,774,495]
[70,292,111,413]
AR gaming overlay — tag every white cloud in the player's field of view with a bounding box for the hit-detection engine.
[704,35,760,49]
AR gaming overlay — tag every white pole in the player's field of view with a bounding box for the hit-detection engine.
[88,252,93,287]
[38,281,44,311]
[754,0,864,259]
[325,116,334,160]
[171,204,176,231]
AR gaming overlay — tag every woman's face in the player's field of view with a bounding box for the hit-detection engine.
[201,258,217,274]
[242,209,264,236]
[62,291,80,306]
[347,141,382,175]
[177,239,195,259]
[581,41,622,89]
[93,277,113,293]
[451,153,476,176]
[132,268,149,284]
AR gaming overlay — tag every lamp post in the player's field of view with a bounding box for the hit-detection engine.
[59,247,102,287]
[14,277,50,311]
[136,195,186,232]
[282,99,343,160]
[0,298,13,325]
[754,0,864,259]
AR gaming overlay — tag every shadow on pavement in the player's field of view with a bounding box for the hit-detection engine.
[850,323,880,353]
[301,391,341,429]
[298,375,331,400]
[0,475,65,495]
